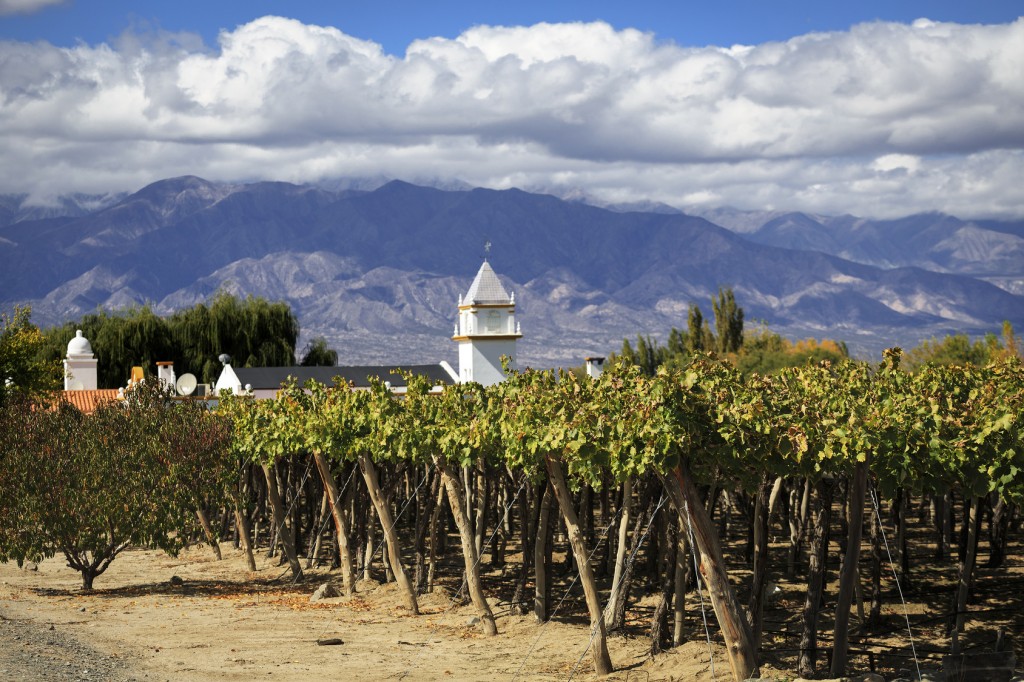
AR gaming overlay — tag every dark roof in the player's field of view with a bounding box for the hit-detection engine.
[232,364,454,390]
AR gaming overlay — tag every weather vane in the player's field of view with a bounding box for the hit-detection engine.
[483,240,491,258]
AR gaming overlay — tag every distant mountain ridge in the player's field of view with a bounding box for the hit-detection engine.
[2,176,1021,367]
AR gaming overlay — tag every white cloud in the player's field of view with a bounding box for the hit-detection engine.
[0,0,65,15]
[0,16,1023,218]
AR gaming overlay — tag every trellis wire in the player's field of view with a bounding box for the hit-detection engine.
[567,492,667,681]
[397,472,529,680]
[683,495,717,680]
[267,455,315,583]
[511,499,624,681]
[869,484,922,681]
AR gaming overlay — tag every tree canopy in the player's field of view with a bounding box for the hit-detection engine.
[36,293,300,387]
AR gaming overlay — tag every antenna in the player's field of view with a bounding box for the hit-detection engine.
[176,373,198,396]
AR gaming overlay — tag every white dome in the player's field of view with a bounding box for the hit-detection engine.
[66,330,94,357]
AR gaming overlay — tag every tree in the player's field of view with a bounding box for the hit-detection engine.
[300,336,338,367]
[0,306,61,405]
[37,293,301,387]
[687,303,706,353]
[712,287,743,354]
[0,380,234,589]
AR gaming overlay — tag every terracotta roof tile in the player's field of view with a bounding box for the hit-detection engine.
[61,389,120,414]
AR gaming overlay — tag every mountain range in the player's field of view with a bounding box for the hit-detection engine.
[2,176,1022,368]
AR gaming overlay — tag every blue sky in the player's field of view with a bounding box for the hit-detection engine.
[3,0,1021,54]
[1,0,1022,218]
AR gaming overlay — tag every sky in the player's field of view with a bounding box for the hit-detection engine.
[1,0,1023,219]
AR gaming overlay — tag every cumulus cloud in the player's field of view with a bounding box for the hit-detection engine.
[0,0,65,15]
[1,16,1023,218]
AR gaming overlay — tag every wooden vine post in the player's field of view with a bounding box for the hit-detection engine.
[662,462,757,681]
[429,379,499,636]
[353,381,419,614]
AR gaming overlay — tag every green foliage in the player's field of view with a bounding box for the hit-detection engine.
[300,336,339,367]
[37,293,300,387]
[0,380,233,589]
[734,327,849,376]
[0,306,62,405]
[712,286,744,354]
[905,322,1022,371]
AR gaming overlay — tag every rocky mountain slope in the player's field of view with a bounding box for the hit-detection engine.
[2,176,1021,366]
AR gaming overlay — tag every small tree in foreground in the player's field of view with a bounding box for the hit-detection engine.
[0,381,233,589]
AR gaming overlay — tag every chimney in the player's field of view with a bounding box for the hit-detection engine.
[585,357,605,379]
[157,361,175,392]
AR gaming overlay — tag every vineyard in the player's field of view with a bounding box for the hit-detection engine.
[2,350,1023,680]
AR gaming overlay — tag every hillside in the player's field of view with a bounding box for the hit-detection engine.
[2,177,1022,366]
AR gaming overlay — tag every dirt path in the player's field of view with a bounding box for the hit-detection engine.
[0,546,739,681]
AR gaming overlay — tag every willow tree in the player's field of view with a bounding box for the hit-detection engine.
[169,292,299,383]
[36,306,173,388]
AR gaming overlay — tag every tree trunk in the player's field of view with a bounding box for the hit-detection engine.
[661,462,758,682]
[748,475,771,652]
[233,502,257,572]
[869,490,883,628]
[798,479,834,678]
[611,478,656,631]
[788,478,812,579]
[196,508,223,560]
[413,467,439,594]
[312,452,355,595]
[306,492,328,568]
[261,463,303,581]
[831,459,869,677]
[357,453,419,614]
[534,482,553,622]
[605,477,633,628]
[953,495,980,638]
[650,517,676,656]
[988,494,1008,568]
[545,454,613,676]
[933,492,946,561]
[427,479,445,593]
[672,525,688,646]
[436,457,498,636]
[511,481,539,616]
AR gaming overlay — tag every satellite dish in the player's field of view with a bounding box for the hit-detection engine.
[69,380,85,391]
[176,373,198,396]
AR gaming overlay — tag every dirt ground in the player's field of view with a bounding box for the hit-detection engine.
[0,545,762,682]
[2,516,1022,681]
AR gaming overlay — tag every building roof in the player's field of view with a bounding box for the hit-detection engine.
[232,364,455,390]
[464,261,511,305]
[66,330,94,357]
[61,389,119,414]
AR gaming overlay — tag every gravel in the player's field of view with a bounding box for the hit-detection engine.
[0,610,139,681]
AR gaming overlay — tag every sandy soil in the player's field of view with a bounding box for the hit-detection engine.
[3,522,1021,682]
[0,546,748,681]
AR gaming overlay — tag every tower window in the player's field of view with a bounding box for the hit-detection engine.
[486,310,500,332]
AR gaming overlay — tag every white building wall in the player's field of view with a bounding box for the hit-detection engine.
[458,338,517,386]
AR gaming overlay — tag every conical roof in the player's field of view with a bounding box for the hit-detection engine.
[464,261,511,305]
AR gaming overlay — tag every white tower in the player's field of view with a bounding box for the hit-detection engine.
[453,260,522,385]
[64,330,98,390]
